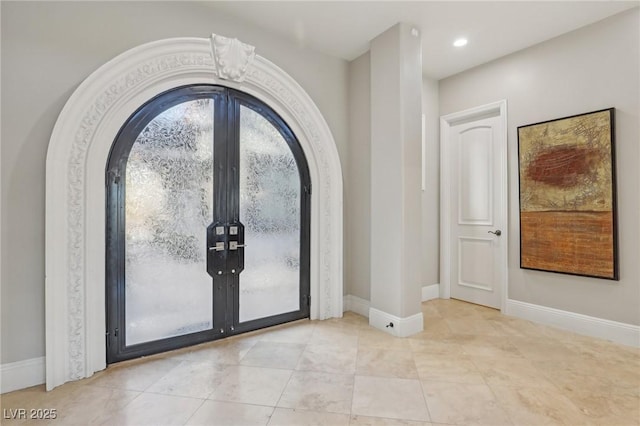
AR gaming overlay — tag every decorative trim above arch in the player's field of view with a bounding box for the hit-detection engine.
[45,37,343,390]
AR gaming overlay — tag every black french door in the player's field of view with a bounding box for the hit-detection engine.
[106,85,311,363]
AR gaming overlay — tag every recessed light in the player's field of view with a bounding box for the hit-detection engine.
[453,38,468,47]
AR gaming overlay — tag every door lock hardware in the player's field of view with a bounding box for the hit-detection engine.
[209,242,225,251]
[229,241,247,250]
[488,230,502,236]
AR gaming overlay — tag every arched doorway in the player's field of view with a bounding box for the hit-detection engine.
[106,85,311,362]
[45,35,343,390]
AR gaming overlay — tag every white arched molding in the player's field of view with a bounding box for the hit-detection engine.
[45,37,343,390]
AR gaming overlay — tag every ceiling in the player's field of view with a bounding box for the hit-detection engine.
[206,1,638,79]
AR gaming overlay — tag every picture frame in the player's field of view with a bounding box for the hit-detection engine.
[517,108,618,280]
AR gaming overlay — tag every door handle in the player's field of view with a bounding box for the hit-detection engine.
[229,241,247,250]
[488,230,502,236]
[209,242,225,251]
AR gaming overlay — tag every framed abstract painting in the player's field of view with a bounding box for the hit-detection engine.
[517,108,618,280]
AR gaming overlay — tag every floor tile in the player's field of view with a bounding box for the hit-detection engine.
[414,354,484,384]
[209,365,292,406]
[99,392,203,426]
[577,357,640,389]
[1,384,139,426]
[84,357,181,391]
[185,400,273,426]
[531,323,586,342]
[356,348,418,379]
[420,303,441,319]
[563,334,640,365]
[168,339,257,365]
[351,376,430,422]
[240,341,306,369]
[433,300,486,319]
[534,358,634,392]
[268,408,350,426]
[484,316,540,338]
[259,321,316,344]
[349,415,432,426]
[145,360,229,398]
[445,317,501,336]
[490,385,592,426]
[61,386,140,426]
[421,380,512,425]
[535,360,640,422]
[310,324,360,347]
[408,337,464,355]
[358,328,412,351]
[508,336,578,361]
[456,335,523,359]
[560,386,640,424]
[277,370,354,414]
[323,312,369,329]
[472,356,555,388]
[296,344,357,374]
[410,318,454,339]
[0,385,62,416]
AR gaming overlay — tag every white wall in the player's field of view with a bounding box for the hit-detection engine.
[0,1,348,364]
[346,52,371,300]
[440,8,640,325]
[422,76,440,288]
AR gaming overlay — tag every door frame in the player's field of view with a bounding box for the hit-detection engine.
[45,36,343,390]
[439,100,508,312]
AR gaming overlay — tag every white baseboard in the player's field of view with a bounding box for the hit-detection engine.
[1,357,46,394]
[421,284,440,301]
[506,299,640,348]
[345,286,439,317]
[344,290,437,325]
[343,294,370,318]
[369,307,424,338]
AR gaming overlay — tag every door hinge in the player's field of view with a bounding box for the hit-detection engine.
[304,184,312,195]
[306,295,311,307]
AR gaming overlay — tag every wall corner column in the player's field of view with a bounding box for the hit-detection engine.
[369,23,423,337]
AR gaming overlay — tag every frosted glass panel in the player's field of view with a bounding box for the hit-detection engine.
[239,106,301,323]
[125,99,214,345]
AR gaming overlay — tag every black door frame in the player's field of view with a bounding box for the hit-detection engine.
[106,85,311,364]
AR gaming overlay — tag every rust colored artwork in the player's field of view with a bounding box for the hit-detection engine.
[517,108,618,280]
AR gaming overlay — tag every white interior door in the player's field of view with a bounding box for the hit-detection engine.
[441,102,507,310]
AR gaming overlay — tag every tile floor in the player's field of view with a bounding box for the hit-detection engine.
[1,299,639,425]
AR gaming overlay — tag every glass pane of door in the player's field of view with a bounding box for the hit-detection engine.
[125,99,214,345]
[238,105,301,323]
